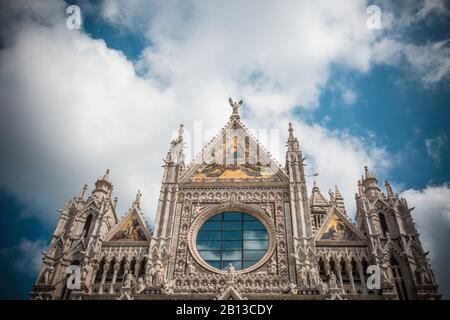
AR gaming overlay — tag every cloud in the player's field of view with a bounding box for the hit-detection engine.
[0,0,394,225]
[425,132,449,166]
[372,38,450,85]
[401,185,450,299]
[0,0,446,228]
[370,0,450,85]
[417,0,448,19]
[0,238,47,277]
[341,88,358,106]
[292,121,389,216]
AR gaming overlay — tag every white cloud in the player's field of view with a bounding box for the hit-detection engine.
[373,38,450,85]
[417,0,448,19]
[0,0,447,230]
[0,238,47,277]
[401,185,450,298]
[342,88,358,106]
[0,0,392,225]
[425,132,449,166]
[370,0,450,85]
[289,121,389,216]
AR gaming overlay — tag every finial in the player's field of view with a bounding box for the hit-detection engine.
[288,122,294,138]
[134,190,142,209]
[178,123,184,141]
[357,180,364,195]
[78,184,88,198]
[364,165,372,179]
[384,180,395,198]
[309,171,319,189]
[335,185,342,196]
[228,97,242,119]
[95,169,112,187]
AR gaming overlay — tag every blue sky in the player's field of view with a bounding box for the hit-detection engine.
[0,0,449,299]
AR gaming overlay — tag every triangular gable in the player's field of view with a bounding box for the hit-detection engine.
[181,119,288,183]
[105,207,151,242]
[310,186,330,211]
[367,197,392,214]
[315,207,366,242]
[217,286,246,300]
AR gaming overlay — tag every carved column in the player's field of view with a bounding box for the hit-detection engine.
[98,259,110,295]
[123,258,131,279]
[109,259,120,294]
[357,261,367,294]
[88,260,99,294]
[346,261,356,294]
[335,263,345,295]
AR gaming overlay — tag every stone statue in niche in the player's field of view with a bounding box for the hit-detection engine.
[317,278,329,295]
[226,263,236,283]
[135,277,146,294]
[176,260,184,273]
[40,264,54,284]
[418,265,431,285]
[308,265,320,287]
[329,272,339,290]
[145,262,153,286]
[118,272,135,300]
[187,261,195,275]
[380,254,393,288]
[299,266,308,288]
[269,261,277,275]
[153,261,166,287]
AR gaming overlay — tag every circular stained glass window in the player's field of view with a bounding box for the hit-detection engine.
[195,211,269,271]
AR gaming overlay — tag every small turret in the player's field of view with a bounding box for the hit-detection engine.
[384,180,396,199]
[92,169,113,199]
[78,184,88,199]
[361,166,380,199]
[287,122,300,152]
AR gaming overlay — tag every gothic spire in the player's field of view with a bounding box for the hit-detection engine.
[310,182,329,209]
[133,190,142,209]
[334,185,347,214]
[288,122,294,140]
[100,169,112,184]
[287,122,300,152]
[178,123,184,142]
[92,169,113,199]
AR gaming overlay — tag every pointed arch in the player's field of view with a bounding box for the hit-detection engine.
[83,213,93,238]
[390,256,408,300]
[378,212,388,236]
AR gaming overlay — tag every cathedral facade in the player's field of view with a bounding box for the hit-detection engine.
[30,99,440,300]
